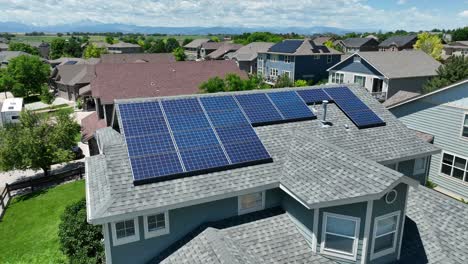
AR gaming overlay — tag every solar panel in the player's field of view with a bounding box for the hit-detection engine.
[126,133,175,157]
[119,102,163,120]
[324,87,385,129]
[296,89,332,104]
[200,96,240,112]
[223,140,271,164]
[120,116,169,137]
[268,40,303,53]
[130,153,184,181]
[179,145,229,172]
[267,91,316,121]
[235,93,283,125]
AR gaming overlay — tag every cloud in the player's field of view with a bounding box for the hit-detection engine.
[459,10,468,17]
[0,0,464,31]
[397,0,407,4]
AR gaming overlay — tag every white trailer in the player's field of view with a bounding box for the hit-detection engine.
[0,98,23,127]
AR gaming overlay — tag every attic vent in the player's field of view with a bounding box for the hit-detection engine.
[353,56,361,63]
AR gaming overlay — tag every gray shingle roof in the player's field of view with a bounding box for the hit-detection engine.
[379,35,417,48]
[160,209,334,264]
[184,38,210,48]
[0,51,29,64]
[341,37,375,48]
[230,42,274,61]
[355,50,441,78]
[86,84,438,224]
[383,90,420,108]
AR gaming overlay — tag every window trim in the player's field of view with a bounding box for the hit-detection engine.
[331,72,344,84]
[320,212,360,261]
[270,68,278,77]
[370,211,401,260]
[413,157,427,175]
[238,191,265,215]
[284,55,292,63]
[461,113,468,139]
[353,74,366,87]
[327,55,333,64]
[385,189,398,204]
[282,70,291,78]
[143,211,170,239]
[439,151,468,184]
[111,217,140,246]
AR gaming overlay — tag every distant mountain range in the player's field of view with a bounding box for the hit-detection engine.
[0,21,376,35]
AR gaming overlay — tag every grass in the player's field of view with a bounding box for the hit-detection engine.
[0,180,86,264]
[34,104,70,112]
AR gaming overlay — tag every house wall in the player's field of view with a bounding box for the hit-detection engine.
[56,83,86,101]
[104,104,115,126]
[262,53,295,81]
[184,47,199,60]
[390,81,468,198]
[106,188,284,264]
[386,77,432,98]
[295,55,340,82]
[237,60,255,74]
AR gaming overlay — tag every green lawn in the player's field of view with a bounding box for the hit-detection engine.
[0,180,85,264]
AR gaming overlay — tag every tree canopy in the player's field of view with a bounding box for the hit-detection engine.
[50,36,85,59]
[414,32,443,60]
[182,38,194,46]
[165,38,180,52]
[8,42,40,56]
[5,55,50,97]
[233,32,284,45]
[450,27,468,42]
[199,74,268,93]
[423,56,468,93]
[147,39,166,53]
[0,110,80,176]
[172,47,186,61]
[83,44,107,59]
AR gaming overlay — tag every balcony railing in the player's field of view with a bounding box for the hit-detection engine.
[371,92,387,102]
[264,75,278,85]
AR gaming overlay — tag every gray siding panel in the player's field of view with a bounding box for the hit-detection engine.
[391,95,468,198]
[281,194,314,245]
[387,77,431,98]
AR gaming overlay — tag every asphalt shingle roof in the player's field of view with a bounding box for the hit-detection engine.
[341,37,376,48]
[379,35,417,48]
[184,39,210,48]
[100,53,175,64]
[86,84,438,224]
[230,42,274,61]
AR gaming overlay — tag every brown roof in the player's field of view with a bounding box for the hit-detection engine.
[91,60,248,104]
[413,129,434,143]
[56,64,96,86]
[207,44,243,59]
[100,53,175,64]
[383,90,420,108]
[202,42,224,50]
[81,112,107,141]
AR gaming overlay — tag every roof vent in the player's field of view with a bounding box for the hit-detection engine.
[321,100,332,127]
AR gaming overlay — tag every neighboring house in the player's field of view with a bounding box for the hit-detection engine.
[258,39,341,84]
[0,98,23,127]
[83,84,468,264]
[100,53,175,64]
[334,38,380,53]
[29,41,50,59]
[365,35,379,41]
[107,42,142,54]
[388,79,468,199]
[200,42,224,58]
[327,50,441,101]
[312,36,334,46]
[183,38,211,60]
[229,42,274,74]
[378,35,417,51]
[51,64,96,101]
[82,60,248,151]
[0,51,30,68]
[206,43,243,60]
[442,41,468,59]
[47,57,100,68]
[0,42,8,51]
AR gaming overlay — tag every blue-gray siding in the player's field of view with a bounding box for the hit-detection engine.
[329,55,383,77]
[390,82,468,198]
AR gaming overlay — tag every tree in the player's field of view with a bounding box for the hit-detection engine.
[294,80,308,87]
[224,73,244,91]
[423,56,468,93]
[165,38,180,52]
[210,36,220,42]
[0,110,80,176]
[199,76,226,93]
[172,47,186,61]
[0,69,18,97]
[50,38,66,59]
[451,27,468,42]
[182,38,194,46]
[323,40,342,52]
[59,199,104,264]
[83,44,107,59]
[274,74,293,88]
[147,39,166,53]
[6,55,50,97]
[414,32,443,60]
[8,42,40,56]
[105,35,115,44]
[63,36,83,57]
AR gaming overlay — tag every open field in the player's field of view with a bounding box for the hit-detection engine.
[10,34,209,44]
[0,180,85,264]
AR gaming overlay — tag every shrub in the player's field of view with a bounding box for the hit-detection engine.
[76,98,83,110]
[58,199,105,264]
[39,85,54,104]
[425,180,438,189]
[294,80,308,87]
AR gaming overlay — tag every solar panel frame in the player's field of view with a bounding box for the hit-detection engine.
[235,93,283,126]
[267,91,316,121]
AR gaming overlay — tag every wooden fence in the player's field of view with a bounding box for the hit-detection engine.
[0,166,84,220]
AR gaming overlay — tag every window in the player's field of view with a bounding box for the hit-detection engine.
[385,190,398,204]
[144,212,170,239]
[385,163,398,170]
[271,55,278,62]
[440,152,468,182]
[331,72,344,84]
[112,218,140,246]
[270,68,278,77]
[371,211,400,260]
[11,116,19,120]
[354,75,366,87]
[284,55,292,63]
[257,59,264,74]
[314,55,320,60]
[238,191,265,215]
[462,114,468,138]
[413,157,427,175]
[327,55,333,64]
[320,213,360,260]
[282,70,291,78]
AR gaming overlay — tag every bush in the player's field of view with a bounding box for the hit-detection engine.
[274,74,293,88]
[76,98,83,110]
[58,199,105,264]
[39,86,54,104]
[294,80,308,87]
[425,180,438,189]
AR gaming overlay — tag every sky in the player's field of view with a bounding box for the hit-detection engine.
[0,0,467,31]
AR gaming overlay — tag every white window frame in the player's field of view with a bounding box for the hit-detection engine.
[320,212,360,261]
[461,113,468,139]
[282,70,291,78]
[353,74,366,87]
[270,68,278,77]
[331,72,344,84]
[439,151,468,184]
[327,55,333,64]
[238,191,265,215]
[143,211,170,239]
[271,54,278,62]
[284,55,292,63]
[413,157,427,175]
[111,217,140,246]
[370,211,401,260]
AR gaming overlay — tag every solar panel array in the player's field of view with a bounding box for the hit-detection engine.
[118,98,272,185]
[268,40,303,53]
[296,89,332,104]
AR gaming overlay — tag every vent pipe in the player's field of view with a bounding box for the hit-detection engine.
[322,100,328,123]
